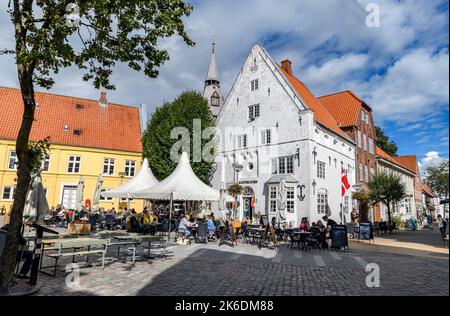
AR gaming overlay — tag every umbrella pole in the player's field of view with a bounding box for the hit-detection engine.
[169,192,173,238]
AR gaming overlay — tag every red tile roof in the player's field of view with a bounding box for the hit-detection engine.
[376,147,416,175]
[278,67,352,142]
[422,182,436,198]
[395,155,418,175]
[0,87,142,153]
[317,90,363,128]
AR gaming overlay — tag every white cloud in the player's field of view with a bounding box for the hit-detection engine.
[420,151,447,174]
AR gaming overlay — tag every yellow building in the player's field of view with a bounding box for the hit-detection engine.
[0,87,145,215]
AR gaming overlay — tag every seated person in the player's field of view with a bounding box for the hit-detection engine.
[1,224,33,279]
[207,216,216,234]
[141,209,151,225]
[299,218,310,231]
[178,214,192,237]
[312,220,329,248]
[129,211,151,234]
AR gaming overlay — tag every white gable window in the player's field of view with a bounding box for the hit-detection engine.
[269,186,277,213]
[272,156,294,175]
[251,79,259,91]
[67,156,81,173]
[8,151,18,170]
[317,191,328,214]
[317,161,326,179]
[237,135,247,149]
[261,129,271,145]
[103,158,115,176]
[286,187,295,213]
[248,104,260,121]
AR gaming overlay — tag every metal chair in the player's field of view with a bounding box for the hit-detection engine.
[0,229,7,258]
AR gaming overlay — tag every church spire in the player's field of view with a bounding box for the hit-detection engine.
[206,40,219,84]
[204,39,223,122]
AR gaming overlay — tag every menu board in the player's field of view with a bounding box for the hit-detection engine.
[330,225,348,249]
[358,222,373,241]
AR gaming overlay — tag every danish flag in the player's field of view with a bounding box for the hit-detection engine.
[341,167,351,197]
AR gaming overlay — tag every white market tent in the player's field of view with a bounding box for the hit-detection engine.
[101,158,159,199]
[132,152,220,202]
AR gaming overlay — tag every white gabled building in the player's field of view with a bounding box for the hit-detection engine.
[211,44,356,227]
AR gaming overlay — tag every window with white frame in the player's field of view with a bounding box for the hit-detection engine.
[317,161,326,179]
[344,196,350,214]
[237,135,247,149]
[405,198,412,214]
[359,163,363,181]
[357,131,362,148]
[103,158,115,176]
[317,191,328,214]
[41,155,50,172]
[272,156,294,175]
[364,165,369,182]
[2,186,15,200]
[124,160,136,177]
[67,156,81,173]
[370,167,376,178]
[251,79,259,91]
[368,138,374,155]
[120,197,134,202]
[269,186,277,213]
[261,129,271,145]
[286,187,295,213]
[363,134,367,151]
[248,104,260,121]
[361,111,365,123]
[8,151,18,170]
[100,189,113,201]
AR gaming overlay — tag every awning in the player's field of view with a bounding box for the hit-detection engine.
[266,175,300,184]
[132,152,220,202]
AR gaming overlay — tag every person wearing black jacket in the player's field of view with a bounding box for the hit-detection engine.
[1,224,33,278]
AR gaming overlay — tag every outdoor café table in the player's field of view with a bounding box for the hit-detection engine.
[39,237,105,272]
[292,231,311,250]
[113,234,162,259]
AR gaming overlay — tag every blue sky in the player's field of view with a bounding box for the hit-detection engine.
[0,0,448,169]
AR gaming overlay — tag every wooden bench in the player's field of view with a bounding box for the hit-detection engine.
[41,238,109,277]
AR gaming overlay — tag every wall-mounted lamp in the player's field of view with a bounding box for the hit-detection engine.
[276,122,279,128]
[312,179,317,195]
[294,147,300,167]
[237,97,239,106]
[312,147,317,164]
[299,116,302,126]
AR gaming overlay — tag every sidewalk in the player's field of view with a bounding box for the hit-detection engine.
[351,224,449,256]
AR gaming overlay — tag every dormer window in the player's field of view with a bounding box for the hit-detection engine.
[73,129,82,136]
[211,92,220,107]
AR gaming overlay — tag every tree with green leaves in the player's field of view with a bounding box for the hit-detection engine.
[142,91,217,185]
[0,0,193,289]
[368,172,407,222]
[375,126,398,157]
[426,160,449,200]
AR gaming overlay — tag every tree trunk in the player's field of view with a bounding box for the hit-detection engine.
[0,73,36,288]
[387,203,392,223]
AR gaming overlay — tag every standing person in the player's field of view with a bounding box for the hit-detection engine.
[351,208,358,224]
[322,215,338,231]
[437,215,447,241]
[427,213,433,230]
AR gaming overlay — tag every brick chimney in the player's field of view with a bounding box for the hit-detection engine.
[281,59,293,76]
[99,91,108,107]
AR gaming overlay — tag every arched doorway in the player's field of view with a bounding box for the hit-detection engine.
[242,187,254,220]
